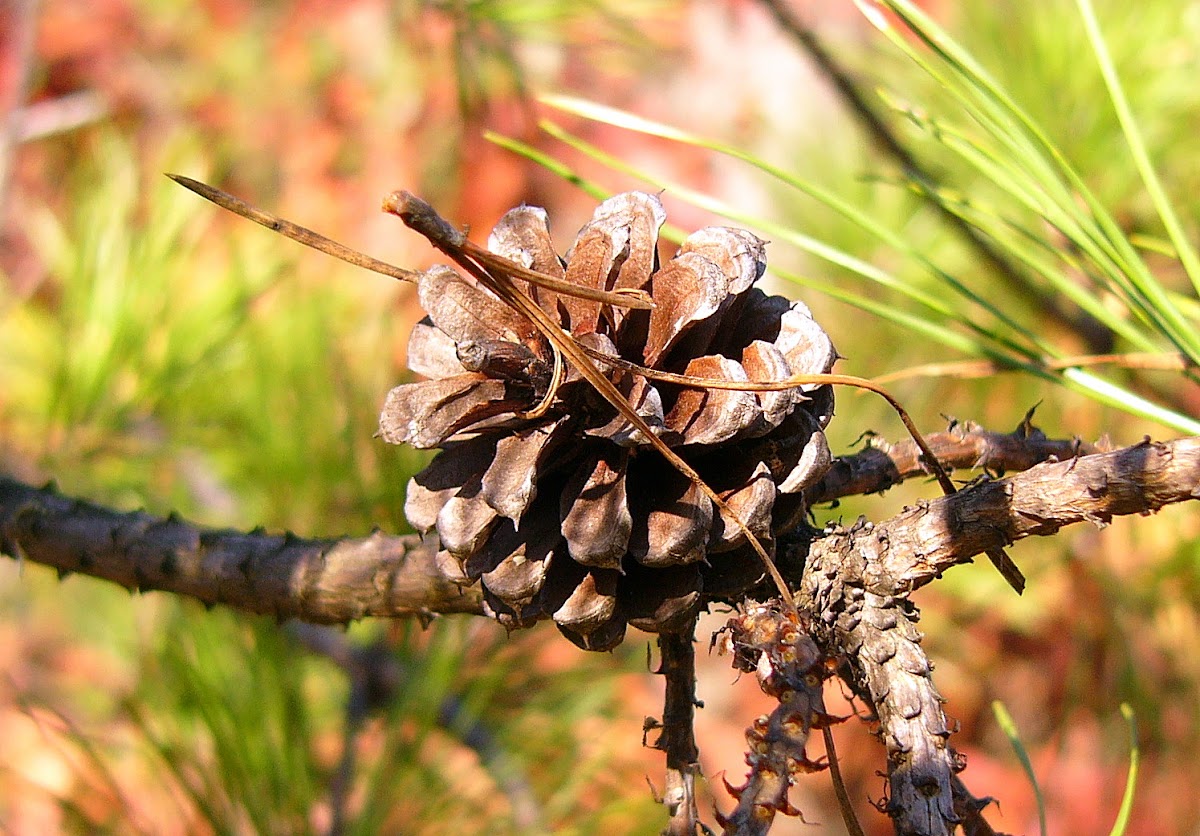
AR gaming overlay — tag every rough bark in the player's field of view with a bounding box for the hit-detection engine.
[796,436,1200,600]
[715,605,828,835]
[653,628,704,836]
[783,435,1199,835]
[0,478,483,622]
[805,421,1090,506]
[804,581,957,835]
[3,437,1196,623]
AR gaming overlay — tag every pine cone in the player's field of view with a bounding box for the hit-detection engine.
[380,193,836,650]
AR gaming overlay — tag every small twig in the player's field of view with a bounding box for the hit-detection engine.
[794,436,1200,598]
[814,587,956,836]
[714,603,828,835]
[821,722,866,836]
[805,420,1090,505]
[654,627,703,836]
[872,351,1194,385]
[168,175,419,283]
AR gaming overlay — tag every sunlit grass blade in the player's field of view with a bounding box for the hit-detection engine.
[537,94,1200,422]
[492,129,1028,366]
[1108,703,1140,836]
[865,0,1200,364]
[993,700,1047,836]
[1077,0,1200,300]
[125,698,229,832]
[877,90,1178,351]
[1060,368,1200,434]
[771,266,1020,366]
[919,184,1155,351]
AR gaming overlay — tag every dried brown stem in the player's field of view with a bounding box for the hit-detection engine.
[822,723,867,836]
[654,628,703,836]
[793,436,1200,599]
[168,175,419,283]
[716,604,827,835]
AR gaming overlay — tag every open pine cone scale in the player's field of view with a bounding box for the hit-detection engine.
[380,192,836,650]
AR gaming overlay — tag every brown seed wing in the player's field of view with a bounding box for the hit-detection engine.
[560,449,632,569]
[775,299,838,383]
[417,265,535,346]
[407,317,464,380]
[563,192,665,335]
[707,460,775,553]
[379,375,526,448]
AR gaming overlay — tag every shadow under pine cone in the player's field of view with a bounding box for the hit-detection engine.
[380,192,836,650]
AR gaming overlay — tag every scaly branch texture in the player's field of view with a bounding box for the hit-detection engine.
[714,603,831,835]
[796,436,1199,599]
[0,481,482,621]
[3,436,1195,623]
[804,417,1091,505]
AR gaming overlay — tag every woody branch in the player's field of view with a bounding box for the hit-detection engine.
[2,435,1196,624]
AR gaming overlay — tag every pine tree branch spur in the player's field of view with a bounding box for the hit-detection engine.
[0,482,483,621]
